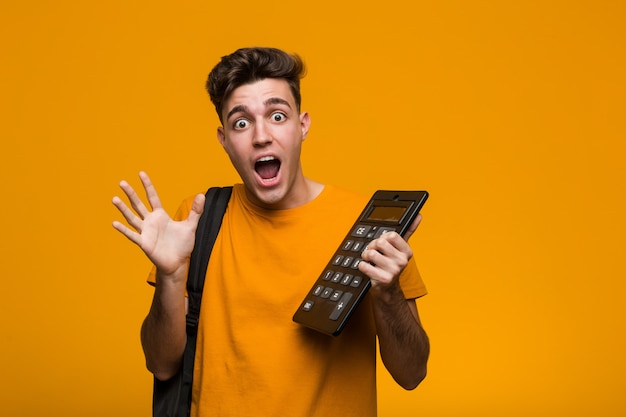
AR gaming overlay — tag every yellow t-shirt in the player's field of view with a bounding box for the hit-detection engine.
[154,184,427,417]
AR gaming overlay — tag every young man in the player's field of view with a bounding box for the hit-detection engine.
[112,47,429,417]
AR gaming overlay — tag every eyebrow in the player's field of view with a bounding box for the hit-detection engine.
[265,97,291,108]
[225,97,293,121]
[226,105,248,121]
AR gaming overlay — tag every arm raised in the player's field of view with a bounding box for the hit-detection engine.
[112,171,205,380]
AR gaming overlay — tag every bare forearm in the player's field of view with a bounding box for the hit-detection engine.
[141,268,188,381]
[371,285,429,390]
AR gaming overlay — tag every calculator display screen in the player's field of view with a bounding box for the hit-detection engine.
[365,206,407,223]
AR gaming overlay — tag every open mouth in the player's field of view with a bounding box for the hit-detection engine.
[255,156,281,181]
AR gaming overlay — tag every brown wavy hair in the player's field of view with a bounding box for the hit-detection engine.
[206,47,306,123]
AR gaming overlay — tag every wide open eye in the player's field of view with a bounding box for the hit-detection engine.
[271,112,286,122]
[233,119,249,130]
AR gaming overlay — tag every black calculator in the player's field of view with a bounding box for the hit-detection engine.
[292,190,429,336]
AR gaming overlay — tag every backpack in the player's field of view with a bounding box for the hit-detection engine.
[152,186,233,417]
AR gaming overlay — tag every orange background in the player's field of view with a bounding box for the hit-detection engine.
[1,1,625,416]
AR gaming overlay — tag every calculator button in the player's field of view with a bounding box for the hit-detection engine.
[332,255,344,265]
[351,259,362,269]
[330,290,343,301]
[329,292,353,320]
[322,270,333,281]
[351,225,371,238]
[342,240,354,251]
[313,285,325,296]
[350,276,363,288]
[341,256,354,268]
[321,288,333,298]
[331,272,343,283]
[340,274,353,285]
[302,300,314,311]
[351,241,365,252]
[374,227,397,238]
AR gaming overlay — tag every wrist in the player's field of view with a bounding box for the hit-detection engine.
[155,263,189,287]
[369,281,405,305]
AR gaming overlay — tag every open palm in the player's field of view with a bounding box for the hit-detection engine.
[112,172,205,277]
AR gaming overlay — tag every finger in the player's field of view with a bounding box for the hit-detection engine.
[112,220,142,246]
[119,179,150,219]
[358,252,395,284]
[402,214,422,242]
[357,259,380,279]
[364,234,412,267]
[186,193,206,227]
[361,246,384,267]
[139,171,163,211]
[362,240,396,270]
[371,231,407,254]
[112,195,144,231]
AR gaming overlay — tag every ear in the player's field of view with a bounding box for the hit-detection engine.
[300,112,311,140]
[217,126,226,147]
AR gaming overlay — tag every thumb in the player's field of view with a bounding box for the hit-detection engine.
[186,193,206,226]
[403,214,422,242]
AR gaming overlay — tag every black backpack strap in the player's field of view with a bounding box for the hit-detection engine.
[186,186,233,329]
[153,186,232,417]
[182,186,233,412]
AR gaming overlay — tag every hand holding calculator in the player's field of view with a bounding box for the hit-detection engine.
[292,190,429,336]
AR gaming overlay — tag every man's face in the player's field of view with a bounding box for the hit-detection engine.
[217,78,311,210]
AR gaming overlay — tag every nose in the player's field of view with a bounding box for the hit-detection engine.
[252,120,273,146]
